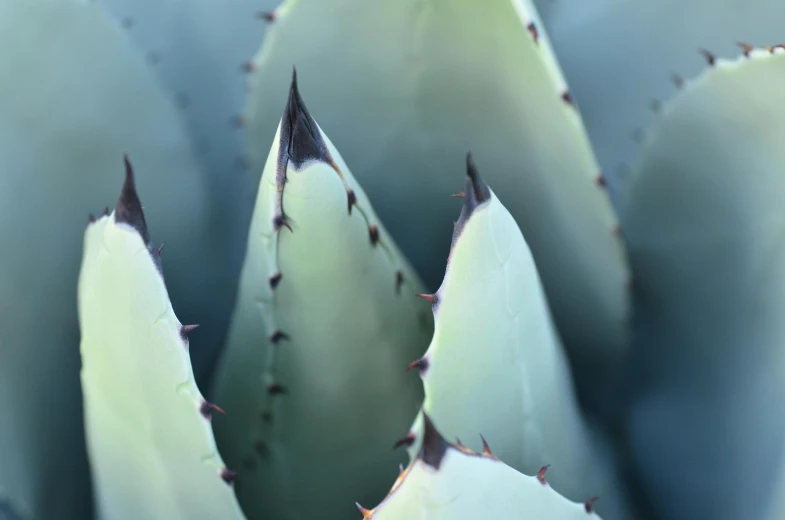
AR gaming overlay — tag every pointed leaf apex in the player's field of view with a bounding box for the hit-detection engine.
[279,67,332,170]
[584,496,599,513]
[419,412,449,470]
[465,153,491,206]
[115,155,151,245]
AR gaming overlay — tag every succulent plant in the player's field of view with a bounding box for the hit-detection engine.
[620,47,785,520]
[243,0,631,420]
[401,155,630,519]
[77,158,246,520]
[3,0,785,519]
[210,73,431,520]
[358,413,606,519]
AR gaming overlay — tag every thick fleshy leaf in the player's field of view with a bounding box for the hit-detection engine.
[0,0,209,516]
[78,162,246,520]
[404,158,631,520]
[244,0,630,418]
[211,74,432,520]
[621,47,785,520]
[93,0,283,380]
[539,0,785,203]
[362,413,606,519]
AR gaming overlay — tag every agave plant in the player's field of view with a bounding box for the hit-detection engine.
[3,0,785,519]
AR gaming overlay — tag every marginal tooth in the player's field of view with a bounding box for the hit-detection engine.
[200,400,226,419]
[103,206,110,216]
[737,41,753,57]
[355,503,373,519]
[671,73,685,88]
[229,114,245,128]
[584,496,599,513]
[269,330,290,344]
[257,11,276,22]
[395,270,405,295]
[272,215,293,232]
[699,48,716,66]
[267,383,287,396]
[416,293,437,304]
[561,90,573,106]
[479,435,496,459]
[269,272,283,289]
[154,242,165,256]
[650,99,661,113]
[392,433,416,450]
[180,324,200,341]
[347,189,357,214]
[405,357,429,374]
[536,464,551,485]
[368,225,380,246]
[595,173,606,188]
[88,213,95,223]
[220,467,238,485]
[242,61,255,73]
[527,21,539,44]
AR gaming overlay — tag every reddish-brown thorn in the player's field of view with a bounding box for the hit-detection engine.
[450,191,465,198]
[267,383,287,395]
[584,497,599,513]
[241,61,255,73]
[269,272,283,289]
[347,190,357,214]
[180,324,200,341]
[626,276,634,290]
[416,293,437,304]
[395,270,405,295]
[455,437,464,447]
[650,99,661,113]
[154,242,165,256]
[480,435,494,457]
[737,41,753,57]
[405,357,428,373]
[392,433,416,450]
[273,215,293,232]
[200,401,226,419]
[257,11,276,22]
[613,224,622,237]
[537,464,550,485]
[671,73,685,88]
[88,214,95,223]
[269,330,290,344]
[561,90,573,106]
[595,173,606,188]
[229,115,245,128]
[356,503,373,519]
[369,225,380,246]
[102,206,110,216]
[699,48,716,66]
[220,467,238,485]
[527,21,539,44]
